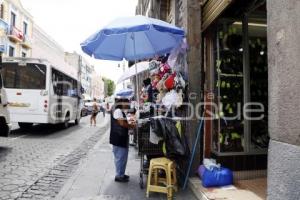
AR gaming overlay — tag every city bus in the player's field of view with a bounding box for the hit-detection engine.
[0,69,11,136]
[0,57,82,129]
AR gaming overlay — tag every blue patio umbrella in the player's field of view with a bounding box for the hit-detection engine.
[81,15,185,61]
[116,88,134,97]
[81,15,185,110]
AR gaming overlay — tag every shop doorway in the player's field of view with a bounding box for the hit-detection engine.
[203,0,268,175]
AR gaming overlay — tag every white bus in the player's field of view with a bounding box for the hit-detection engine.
[0,69,11,136]
[0,57,82,129]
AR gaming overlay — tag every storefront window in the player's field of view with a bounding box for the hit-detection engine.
[248,16,268,150]
[213,20,244,153]
[211,3,268,155]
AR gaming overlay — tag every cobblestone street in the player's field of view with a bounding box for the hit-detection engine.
[0,115,108,200]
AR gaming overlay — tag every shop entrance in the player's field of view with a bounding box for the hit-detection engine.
[203,0,268,172]
[201,1,268,198]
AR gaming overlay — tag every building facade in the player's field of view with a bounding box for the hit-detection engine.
[0,0,33,57]
[91,69,104,100]
[65,52,104,99]
[136,0,300,199]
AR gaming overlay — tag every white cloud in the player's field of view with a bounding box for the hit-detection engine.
[21,0,138,83]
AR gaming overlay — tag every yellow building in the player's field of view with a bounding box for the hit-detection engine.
[0,0,33,57]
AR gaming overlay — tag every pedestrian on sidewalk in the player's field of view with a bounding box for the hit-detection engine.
[100,104,106,117]
[90,98,99,126]
[106,102,110,113]
[110,97,136,182]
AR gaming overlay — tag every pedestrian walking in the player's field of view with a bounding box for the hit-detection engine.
[101,106,105,117]
[110,97,136,182]
[106,102,110,113]
[90,98,98,126]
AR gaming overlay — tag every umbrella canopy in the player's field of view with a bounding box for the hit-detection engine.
[115,88,134,97]
[117,61,149,84]
[80,15,185,61]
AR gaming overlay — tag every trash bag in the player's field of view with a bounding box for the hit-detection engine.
[202,167,233,188]
[150,117,189,158]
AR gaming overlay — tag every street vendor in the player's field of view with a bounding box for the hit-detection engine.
[110,97,136,182]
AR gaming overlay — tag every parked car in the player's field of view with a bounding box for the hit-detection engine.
[84,100,93,115]
[0,73,11,137]
[79,99,88,117]
[84,100,103,115]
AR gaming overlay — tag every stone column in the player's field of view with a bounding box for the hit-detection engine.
[267,0,300,199]
[182,0,202,174]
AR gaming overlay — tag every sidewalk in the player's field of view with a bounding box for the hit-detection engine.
[56,119,197,200]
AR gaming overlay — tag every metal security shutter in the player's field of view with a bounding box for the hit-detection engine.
[202,0,233,31]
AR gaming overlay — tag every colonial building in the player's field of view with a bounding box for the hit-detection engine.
[0,0,33,57]
[136,1,300,200]
[64,52,104,99]
[91,70,105,100]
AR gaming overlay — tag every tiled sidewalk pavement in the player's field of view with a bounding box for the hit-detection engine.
[56,126,197,200]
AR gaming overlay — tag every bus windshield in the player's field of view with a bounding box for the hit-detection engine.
[1,62,46,89]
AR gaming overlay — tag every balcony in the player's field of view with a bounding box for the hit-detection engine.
[21,34,32,49]
[8,26,24,43]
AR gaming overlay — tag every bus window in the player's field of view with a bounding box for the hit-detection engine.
[52,68,79,97]
[1,63,46,89]
[0,70,2,89]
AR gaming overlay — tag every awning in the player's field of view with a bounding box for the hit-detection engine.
[117,61,150,84]
[202,0,233,31]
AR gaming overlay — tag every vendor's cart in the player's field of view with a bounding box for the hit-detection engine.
[137,114,189,189]
[137,118,164,188]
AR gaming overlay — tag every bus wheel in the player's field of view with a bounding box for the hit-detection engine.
[75,117,80,125]
[0,118,9,137]
[18,122,33,130]
[62,113,70,129]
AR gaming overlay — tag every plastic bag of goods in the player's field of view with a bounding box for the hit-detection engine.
[202,167,233,188]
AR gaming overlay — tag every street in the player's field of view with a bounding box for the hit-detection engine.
[0,115,108,200]
[0,115,197,200]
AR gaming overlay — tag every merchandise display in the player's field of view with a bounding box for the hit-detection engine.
[213,21,244,153]
[213,19,269,154]
[135,39,190,188]
[249,21,269,149]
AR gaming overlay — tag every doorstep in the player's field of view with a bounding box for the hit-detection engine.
[188,177,267,200]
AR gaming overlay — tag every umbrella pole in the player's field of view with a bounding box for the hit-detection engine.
[133,33,140,114]
[133,33,141,152]
[135,63,139,111]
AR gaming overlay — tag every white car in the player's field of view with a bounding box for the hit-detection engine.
[84,100,101,115]
[0,74,11,137]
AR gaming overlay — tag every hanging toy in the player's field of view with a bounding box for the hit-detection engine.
[164,72,176,90]
[151,73,161,89]
[159,63,171,78]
